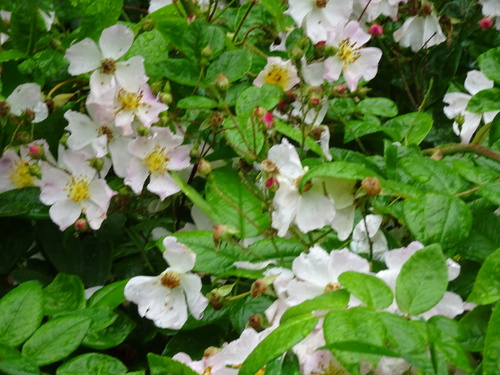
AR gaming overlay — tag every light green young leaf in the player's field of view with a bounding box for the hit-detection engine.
[280,290,349,323]
[87,279,128,310]
[338,271,393,310]
[43,273,86,316]
[357,98,398,117]
[235,84,283,115]
[383,112,432,145]
[206,50,252,83]
[395,244,448,316]
[222,114,264,160]
[148,353,198,375]
[468,247,500,305]
[483,303,500,375]
[466,88,500,113]
[478,46,500,84]
[177,96,219,109]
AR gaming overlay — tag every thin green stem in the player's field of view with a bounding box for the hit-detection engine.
[232,1,256,43]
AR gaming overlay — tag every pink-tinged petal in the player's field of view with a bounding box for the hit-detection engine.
[268,138,303,180]
[331,205,355,241]
[324,0,353,24]
[62,150,96,179]
[109,137,132,178]
[86,91,116,125]
[83,201,108,230]
[464,70,494,95]
[7,83,46,118]
[90,71,117,98]
[116,57,148,93]
[65,110,99,150]
[304,9,329,43]
[295,189,335,233]
[301,59,325,86]
[128,136,153,159]
[115,110,135,136]
[125,157,150,194]
[162,237,196,272]
[292,245,330,285]
[135,100,169,126]
[153,127,185,149]
[180,273,208,319]
[49,199,82,230]
[147,172,180,200]
[90,135,108,158]
[39,166,70,205]
[328,248,370,281]
[65,38,102,75]
[343,20,371,46]
[420,292,467,319]
[323,56,343,83]
[99,24,134,60]
[88,179,115,211]
[167,145,191,171]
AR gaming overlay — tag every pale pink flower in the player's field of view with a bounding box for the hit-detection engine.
[125,127,191,200]
[124,236,209,329]
[65,24,148,96]
[324,21,382,92]
[479,0,500,29]
[253,57,300,91]
[393,12,446,52]
[4,83,48,123]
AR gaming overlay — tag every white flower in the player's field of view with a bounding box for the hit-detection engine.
[253,57,300,91]
[351,214,388,260]
[149,0,173,13]
[39,150,115,231]
[443,70,499,144]
[125,127,191,200]
[3,83,49,123]
[286,0,353,43]
[124,236,209,330]
[65,24,148,95]
[479,0,500,29]
[393,13,446,52]
[324,21,382,92]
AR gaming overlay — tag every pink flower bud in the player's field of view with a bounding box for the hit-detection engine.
[369,24,383,36]
[75,218,90,232]
[262,112,274,128]
[334,85,346,95]
[309,97,320,107]
[479,17,494,30]
[265,177,279,192]
[28,144,44,159]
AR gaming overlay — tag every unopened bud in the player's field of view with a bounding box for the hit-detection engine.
[361,177,382,196]
[309,97,321,107]
[197,159,212,175]
[290,46,304,61]
[160,92,173,105]
[16,132,31,144]
[265,176,279,192]
[253,106,265,117]
[141,18,155,32]
[213,224,239,247]
[262,112,274,128]
[59,133,69,146]
[209,111,225,128]
[334,85,346,95]
[215,74,230,91]
[52,93,75,110]
[369,24,383,36]
[75,218,90,233]
[137,125,151,136]
[251,279,267,298]
[479,17,494,30]
[419,2,433,16]
[28,164,42,178]
[201,45,213,57]
[248,314,261,329]
[454,114,465,126]
[89,157,104,172]
[28,144,45,159]
[50,38,63,51]
[0,101,10,116]
[190,147,200,160]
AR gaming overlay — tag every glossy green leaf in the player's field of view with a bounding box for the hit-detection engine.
[239,314,318,375]
[223,114,264,160]
[235,84,283,115]
[458,210,500,262]
[489,112,500,146]
[344,120,385,143]
[453,160,498,185]
[395,244,448,315]
[177,96,219,109]
[466,88,500,113]
[206,50,252,83]
[230,296,274,333]
[281,290,349,323]
[56,353,127,375]
[22,316,91,366]
[87,279,128,310]
[383,112,432,145]
[468,247,500,305]
[160,59,201,86]
[483,303,500,375]
[338,271,393,309]
[0,344,38,375]
[76,0,123,39]
[274,121,324,157]
[478,181,500,206]
[280,351,301,375]
[478,46,500,84]
[357,98,398,117]
[148,353,198,375]
[459,305,492,352]
[402,193,472,249]
[0,187,49,219]
[0,281,43,347]
[43,273,86,316]
[0,218,34,274]
[82,312,135,350]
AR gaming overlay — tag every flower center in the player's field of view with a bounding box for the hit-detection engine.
[202,367,213,375]
[160,270,181,289]
[97,126,115,141]
[144,145,170,176]
[265,66,289,89]
[323,282,341,293]
[9,159,34,188]
[313,0,329,8]
[100,58,117,74]
[118,89,143,110]
[66,175,91,203]
[337,38,361,66]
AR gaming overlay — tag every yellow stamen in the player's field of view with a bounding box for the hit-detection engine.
[66,176,91,203]
[9,159,34,188]
[265,66,289,90]
[144,145,170,176]
[97,126,115,141]
[323,282,341,293]
[337,38,361,66]
[160,270,181,289]
[118,89,143,110]
[100,58,117,74]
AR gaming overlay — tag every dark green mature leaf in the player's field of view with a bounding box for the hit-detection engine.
[466,88,500,113]
[458,210,500,262]
[246,237,306,261]
[9,7,45,53]
[87,279,128,310]
[478,46,500,84]
[0,281,43,347]
[43,274,86,316]
[357,98,398,117]
[206,50,252,83]
[383,112,432,145]
[222,115,264,159]
[344,120,385,143]
[239,314,318,375]
[395,244,448,316]
[280,351,301,375]
[483,303,500,375]
[459,305,492,352]
[148,354,198,375]
[0,188,49,219]
[22,316,91,366]
[77,0,123,39]
[453,160,498,185]
[160,59,202,86]
[0,344,38,375]
[177,96,219,109]
[206,167,269,238]
[181,20,226,61]
[280,290,349,323]
[230,296,274,333]
[478,181,500,206]
[56,353,127,375]
[489,112,500,146]
[402,193,472,249]
[468,247,500,305]
[339,271,393,309]
[235,84,283,115]
[274,121,324,157]
[0,218,34,274]
[82,312,135,350]
[163,325,227,359]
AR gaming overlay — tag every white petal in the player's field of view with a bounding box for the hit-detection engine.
[331,205,355,241]
[285,278,325,305]
[109,137,132,178]
[268,138,304,180]
[39,166,70,205]
[147,172,180,200]
[65,110,99,150]
[99,24,134,60]
[116,57,148,93]
[443,92,471,119]
[294,188,335,233]
[65,38,102,75]
[180,273,209,319]
[323,56,343,83]
[125,157,150,194]
[328,248,371,281]
[90,71,116,97]
[49,199,82,230]
[292,245,330,285]
[464,70,494,95]
[162,236,196,273]
[166,145,191,171]
[271,180,300,237]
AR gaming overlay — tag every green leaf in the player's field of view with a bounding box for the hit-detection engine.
[159,59,202,86]
[483,303,500,375]
[402,193,472,249]
[338,271,393,309]
[274,121,323,157]
[395,244,448,316]
[280,290,349,323]
[181,20,226,61]
[489,112,500,146]
[206,167,269,238]
[458,210,500,262]
[81,312,135,350]
[459,305,492,352]
[323,307,386,373]
[177,96,219,109]
[383,112,433,145]
[478,46,500,84]
[0,50,27,63]
[57,309,118,342]
[230,296,274,333]
[468,247,500,305]
[478,181,500,206]
[222,114,264,159]
[357,98,398,117]
[205,50,252,83]
[280,351,301,375]
[0,187,49,219]
[235,84,283,115]
[0,218,34,274]
[466,88,500,113]
[344,120,385,143]
[87,279,128,310]
[246,237,306,262]
[239,314,318,375]
[0,281,43,347]
[147,354,198,375]
[76,0,123,39]
[56,353,127,375]
[43,274,86,317]
[0,344,38,375]
[22,316,91,366]
[453,160,498,185]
